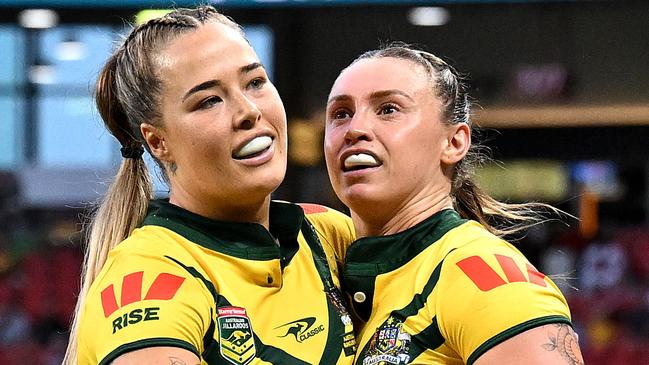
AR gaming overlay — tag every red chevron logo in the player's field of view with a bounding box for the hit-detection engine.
[299,203,328,214]
[100,272,185,317]
[456,254,547,292]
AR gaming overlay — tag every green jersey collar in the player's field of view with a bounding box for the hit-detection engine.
[342,209,466,321]
[142,199,304,261]
[344,209,466,275]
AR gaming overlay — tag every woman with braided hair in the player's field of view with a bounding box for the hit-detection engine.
[65,6,356,365]
[324,44,584,365]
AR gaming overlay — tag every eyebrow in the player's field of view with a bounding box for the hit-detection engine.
[182,62,265,101]
[182,79,221,101]
[327,89,415,106]
[369,89,415,103]
[326,94,352,106]
[240,62,263,74]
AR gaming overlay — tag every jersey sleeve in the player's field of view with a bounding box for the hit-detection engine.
[436,231,572,365]
[77,244,213,365]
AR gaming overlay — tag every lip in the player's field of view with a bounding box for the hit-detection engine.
[339,148,382,174]
[232,132,276,166]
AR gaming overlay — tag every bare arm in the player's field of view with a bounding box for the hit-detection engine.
[111,346,201,365]
[473,323,584,365]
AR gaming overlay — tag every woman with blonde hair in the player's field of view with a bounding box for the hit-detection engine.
[64,6,356,365]
[324,44,584,365]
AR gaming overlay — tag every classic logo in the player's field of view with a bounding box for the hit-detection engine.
[275,317,325,343]
[218,307,256,365]
[100,271,186,317]
[363,317,411,365]
[456,254,548,292]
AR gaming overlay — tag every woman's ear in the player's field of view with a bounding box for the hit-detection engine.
[441,123,471,165]
[140,123,172,162]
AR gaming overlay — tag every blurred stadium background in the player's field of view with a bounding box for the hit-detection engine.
[0,0,648,363]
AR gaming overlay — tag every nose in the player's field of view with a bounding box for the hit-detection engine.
[344,113,373,144]
[233,92,261,130]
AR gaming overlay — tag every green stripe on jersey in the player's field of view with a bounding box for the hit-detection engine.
[467,315,573,365]
[408,317,445,359]
[301,218,352,364]
[99,338,199,365]
[354,254,451,365]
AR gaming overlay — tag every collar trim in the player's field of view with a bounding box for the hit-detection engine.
[344,209,466,275]
[142,199,304,260]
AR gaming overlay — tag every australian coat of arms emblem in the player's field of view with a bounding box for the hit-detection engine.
[218,306,256,365]
[363,316,412,365]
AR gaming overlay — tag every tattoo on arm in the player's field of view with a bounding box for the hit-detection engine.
[541,324,584,365]
[168,356,200,365]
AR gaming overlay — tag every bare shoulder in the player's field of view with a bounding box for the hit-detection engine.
[111,346,200,365]
[474,323,584,365]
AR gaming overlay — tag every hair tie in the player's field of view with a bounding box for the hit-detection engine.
[120,145,144,159]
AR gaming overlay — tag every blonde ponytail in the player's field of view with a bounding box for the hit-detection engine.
[63,158,152,365]
[453,177,564,237]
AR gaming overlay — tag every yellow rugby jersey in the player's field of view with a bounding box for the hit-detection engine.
[343,209,572,365]
[77,200,357,365]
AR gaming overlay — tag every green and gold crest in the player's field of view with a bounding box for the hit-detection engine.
[218,306,256,365]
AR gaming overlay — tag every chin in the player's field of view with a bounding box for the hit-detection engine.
[252,167,285,195]
[339,184,384,211]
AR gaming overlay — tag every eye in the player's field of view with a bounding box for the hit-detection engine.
[331,108,353,120]
[248,77,267,90]
[198,96,222,110]
[379,103,399,115]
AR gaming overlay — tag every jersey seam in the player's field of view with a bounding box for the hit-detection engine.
[98,337,199,365]
[309,219,343,275]
[310,222,336,258]
[466,315,572,365]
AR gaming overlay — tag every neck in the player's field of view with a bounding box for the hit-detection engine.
[351,190,454,238]
[169,189,272,229]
